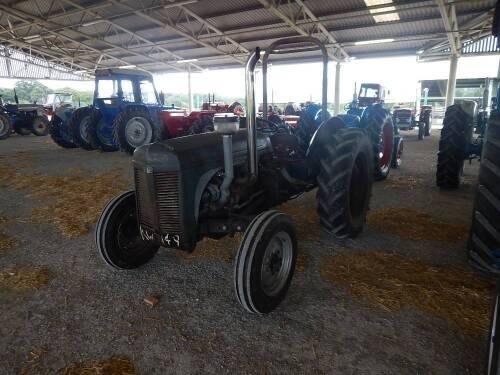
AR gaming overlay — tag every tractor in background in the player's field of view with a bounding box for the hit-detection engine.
[46,93,80,148]
[66,69,242,154]
[0,90,49,139]
[96,36,375,315]
[343,83,403,179]
[392,105,432,141]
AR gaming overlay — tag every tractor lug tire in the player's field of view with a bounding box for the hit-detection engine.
[436,104,472,189]
[0,113,12,140]
[316,127,374,238]
[49,115,78,148]
[88,110,119,152]
[69,107,96,150]
[31,115,49,136]
[468,111,500,275]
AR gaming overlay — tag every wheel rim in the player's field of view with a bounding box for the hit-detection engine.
[116,211,147,257]
[125,117,153,147]
[489,293,500,373]
[260,231,293,296]
[79,115,91,143]
[379,121,394,172]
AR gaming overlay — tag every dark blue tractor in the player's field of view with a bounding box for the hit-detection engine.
[0,91,49,140]
[68,69,165,153]
[341,83,403,180]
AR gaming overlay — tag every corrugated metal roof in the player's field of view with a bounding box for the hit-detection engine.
[0,0,496,76]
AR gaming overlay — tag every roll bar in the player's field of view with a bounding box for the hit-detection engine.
[244,36,328,183]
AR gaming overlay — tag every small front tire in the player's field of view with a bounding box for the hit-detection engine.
[96,190,159,270]
[31,115,49,136]
[0,114,12,140]
[234,210,297,314]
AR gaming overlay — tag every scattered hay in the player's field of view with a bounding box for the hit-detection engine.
[0,162,130,238]
[367,207,469,242]
[18,348,47,375]
[0,266,53,292]
[176,235,242,263]
[61,356,135,375]
[279,200,319,241]
[0,215,17,251]
[384,176,421,189]
[319,251,494,335]
[295,251,310,273]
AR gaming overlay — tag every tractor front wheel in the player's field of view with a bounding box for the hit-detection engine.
[31,115,49,136]
[418,121,424,140]
[96,190,160,270]
[234,210,297,314]
[0,114,12,140]
[49,115,78,148]
[436,104,471,189]
[114,107,161,155]
[69,107,96,150]
[316,127,374,238]
[391,135,404,169]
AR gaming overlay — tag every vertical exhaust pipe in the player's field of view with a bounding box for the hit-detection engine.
[245,48,261,183]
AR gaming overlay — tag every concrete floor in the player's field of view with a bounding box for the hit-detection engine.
[0,127,489,374]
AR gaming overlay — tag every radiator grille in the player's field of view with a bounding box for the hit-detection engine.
[134,167,181,234]
[134,167,154,229]
[155,172,182,233]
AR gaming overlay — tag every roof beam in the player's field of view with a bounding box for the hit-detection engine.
[57,0,204,71]
[435,0,461,55]
[256,0,343,61]
[109,0,248,64]
[0,3,190,73]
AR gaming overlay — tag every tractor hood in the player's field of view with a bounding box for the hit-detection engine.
[133,129,272,172]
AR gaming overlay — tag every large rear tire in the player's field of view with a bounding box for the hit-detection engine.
[114,106,162,155]
[468,111,500,274]
[88,110,119,152]
[69,107,95,150]
[96,190,160,270]
[14,122,32,136]
[0,113,12,140]
[48,115,78,148]
[31,115,49,136]
[234,210,297,314]
[316,127,374,238]
[436,104,472,189]
[364,106,394,180]
[421,111,432,136]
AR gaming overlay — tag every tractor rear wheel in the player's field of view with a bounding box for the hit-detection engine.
[88,110,119,152]
[96,190,160,270]
[421,112,432,136]
[31,115,49,136]
[69,107,96,150]
[316,127,374,238]
[234,210,297,314]
[0,113,12,140]
[467,111,500,274]
[114,107,162,155]
[49,115,78,148]
[436,104,471,189]
[364,106,394,180]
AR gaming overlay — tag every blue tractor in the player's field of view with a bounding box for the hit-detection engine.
[0,90,49,140]
[67,69,165,153]
[342,83,403,180]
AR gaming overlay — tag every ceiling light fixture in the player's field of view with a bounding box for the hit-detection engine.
[176,58,198,63]
[354,38,394,45]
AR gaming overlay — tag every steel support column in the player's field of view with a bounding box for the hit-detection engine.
[334,62,341,115]
[445,54,458,108]
[187,64,193,112]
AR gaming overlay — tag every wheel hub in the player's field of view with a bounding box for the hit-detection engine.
[260,231,293,296]
[125,117,152,147]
